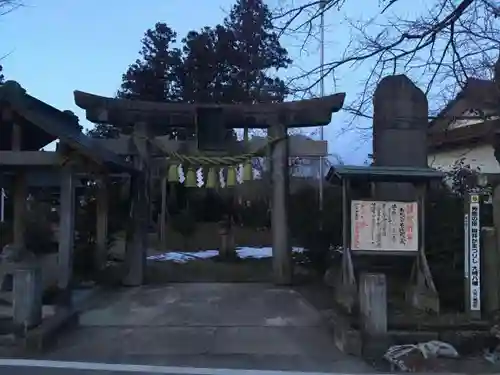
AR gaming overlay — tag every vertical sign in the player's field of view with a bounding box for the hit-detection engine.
[464,214,469,278]
[469,194,481,312]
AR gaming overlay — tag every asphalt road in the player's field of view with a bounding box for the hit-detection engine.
[3,369,170,375]
[0,360,362,375]
[0,369,362,375]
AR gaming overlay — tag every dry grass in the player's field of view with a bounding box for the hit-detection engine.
[110,223,274,257]
[155,222,273,251]
[146,257,273,284]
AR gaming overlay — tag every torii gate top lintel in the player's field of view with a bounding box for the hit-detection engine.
[73,90,346,129]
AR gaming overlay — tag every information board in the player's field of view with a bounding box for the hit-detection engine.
[351,200,418,252]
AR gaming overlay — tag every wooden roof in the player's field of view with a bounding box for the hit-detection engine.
[429,79,498,132]
[428,119,500,151]
[0,81,135,172]
[0,82,71,151]
[73,90,346,128]
[326,165,444,184]
[427,78,500,151]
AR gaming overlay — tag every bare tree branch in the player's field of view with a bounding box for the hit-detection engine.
[274,0,500,131]
[0,0,22,16]
[0,0,23,82]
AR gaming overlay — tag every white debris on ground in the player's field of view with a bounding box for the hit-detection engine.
[384,341,459,372]
[484,323,500,364]
[147,246,305,263]
[484,349,500,364]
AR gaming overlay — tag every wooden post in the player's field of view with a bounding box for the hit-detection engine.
[405,184,439,313]
[270,122,292,285]
[123,174,146,286]
[12,173,26,248]
[12,122,21,150]
[95,176,109,272]
[12,122,26,249]
[218,217,235,260]
[57,165,75,307]
[482,227,498,314]
[337,177,356,311]
[484,183,500,315]
[123,122,150,286]
[159,175,167,250]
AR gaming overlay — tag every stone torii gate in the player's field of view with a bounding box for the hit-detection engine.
[73,91,346,286]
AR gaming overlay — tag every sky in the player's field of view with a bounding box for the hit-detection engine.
[1,0,385,164]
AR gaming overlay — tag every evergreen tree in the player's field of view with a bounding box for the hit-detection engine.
[223,0,291,103]
[179,0,291,105]
[117,22,182,101]
[180,25,235,104]
[86,122,120,139]
[0,65,4,84]
[88,23,182,138]
[88,0,292,138]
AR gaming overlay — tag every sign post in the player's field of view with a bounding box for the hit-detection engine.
[465,192,481,318]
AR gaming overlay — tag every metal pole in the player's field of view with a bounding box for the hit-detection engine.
[318,1,326,213]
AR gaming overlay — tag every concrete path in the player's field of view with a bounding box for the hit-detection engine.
[23,284,374,373]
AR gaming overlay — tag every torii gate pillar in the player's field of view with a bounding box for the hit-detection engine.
[270,122,291,285]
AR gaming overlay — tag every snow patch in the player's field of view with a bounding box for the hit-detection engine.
[147,246,304,264]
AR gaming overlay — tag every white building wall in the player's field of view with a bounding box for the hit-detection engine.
[428,144,500,173]
[428,113,500,173]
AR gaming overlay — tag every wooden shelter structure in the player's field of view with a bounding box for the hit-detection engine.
[0,80,136,310]
[326,165,445,315]
[73,90,346,285]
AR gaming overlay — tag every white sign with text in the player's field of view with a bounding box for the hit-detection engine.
[469,194,481,311]
[351,200,418,252]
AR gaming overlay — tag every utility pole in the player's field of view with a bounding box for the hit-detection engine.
[318,0,326,215]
